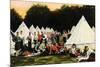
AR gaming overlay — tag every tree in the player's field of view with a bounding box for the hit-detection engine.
[51,5,82,32]
[24,4,95,32]
[24,4,51,28]
[51,5,95,32]
[81,5,95,27]
[10,9,23,32]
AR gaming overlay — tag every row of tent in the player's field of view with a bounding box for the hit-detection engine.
[10,22,54,55]
[10,15,95,55]
[11,15,95,45]
[13,22,54,39]
[11,16,95,44]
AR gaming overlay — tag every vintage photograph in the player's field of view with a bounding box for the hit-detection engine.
[10,0,95,66]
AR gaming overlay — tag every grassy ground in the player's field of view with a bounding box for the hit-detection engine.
[11,54,78,66]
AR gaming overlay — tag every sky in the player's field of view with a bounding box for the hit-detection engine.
[11,0,83,18]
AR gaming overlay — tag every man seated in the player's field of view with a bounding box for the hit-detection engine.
[82,46,90,57]
[69,44,77,57]
[79,52,95,62]
[78,46,94,61]
[39,40,46,52]
[49,43,59,54]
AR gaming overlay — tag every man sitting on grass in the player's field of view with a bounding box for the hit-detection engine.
[78,46,95,62]
[69,44,81,57]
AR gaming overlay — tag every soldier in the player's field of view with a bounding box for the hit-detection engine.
[27,32,32,52]
[14,32,22,56]
[19,31,24,51]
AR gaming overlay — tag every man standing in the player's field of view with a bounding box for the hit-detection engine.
[19,31,24,51]
[14,32,22,56]
[27,32,32,52]
[33,32,38,44]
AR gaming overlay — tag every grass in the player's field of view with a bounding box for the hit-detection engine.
[11,54,78,66]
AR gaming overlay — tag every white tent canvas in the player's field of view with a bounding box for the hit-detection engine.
[45,27,51,32]
[92,26,96,41]
[14,21,29,40]
[36,26,41,33]
[92,26,95,32]
[66,16,95,45]
[29,25,36,34]
[50,28,54,32]
[70,26,76,34]
[41,27,45,32]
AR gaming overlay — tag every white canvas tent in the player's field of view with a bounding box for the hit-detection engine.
[29,25,36,34]
[36,26,41,33]
[65,16,95,45]
[14,21,29,44]
[41,27,45,32]
[50,28,54,32]
[45,27,51,32]
[92,26,95,32]
[92,26,96,41]
[70,26,76,34]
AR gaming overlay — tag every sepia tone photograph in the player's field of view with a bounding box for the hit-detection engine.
[10,0,95,66]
